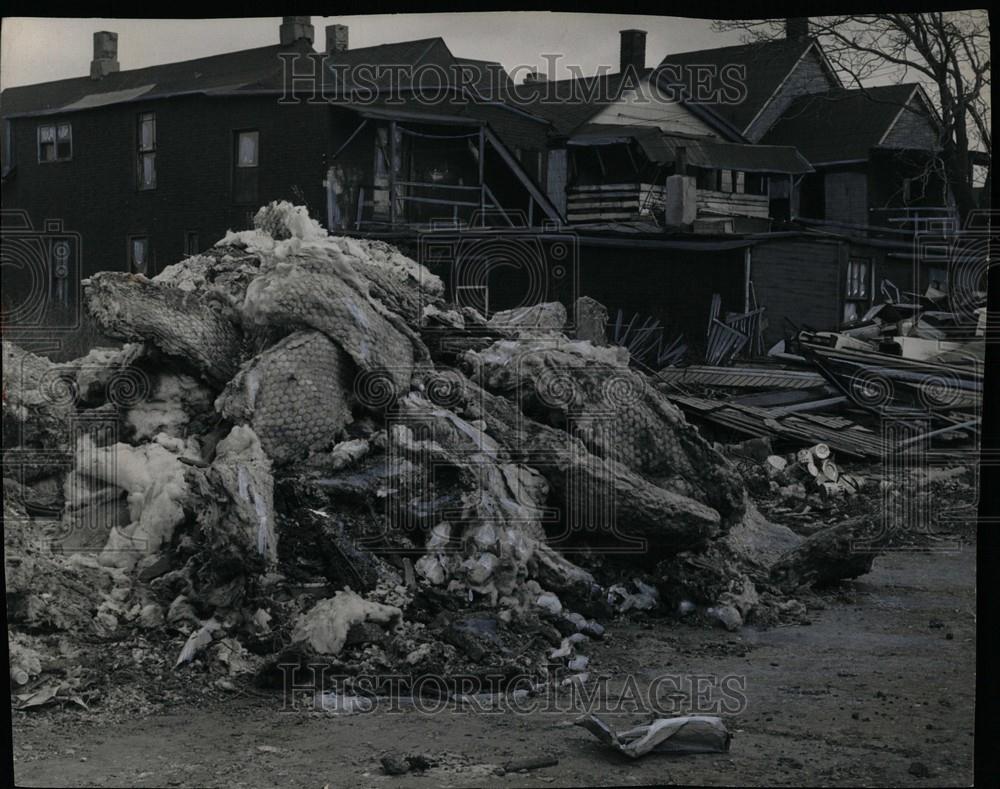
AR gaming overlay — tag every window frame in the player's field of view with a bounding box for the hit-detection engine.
[137,111,157,191]
[843,257,873,322]
[232,129,260,204]
[184,231,200,256]
[37,121,73,163]
[128,235,150,275]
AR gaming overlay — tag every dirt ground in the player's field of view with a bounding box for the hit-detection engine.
[11,545,975,788]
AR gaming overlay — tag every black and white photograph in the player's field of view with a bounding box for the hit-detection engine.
[1,5,994,787]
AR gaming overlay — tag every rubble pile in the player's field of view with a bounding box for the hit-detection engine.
[4,202,882,710]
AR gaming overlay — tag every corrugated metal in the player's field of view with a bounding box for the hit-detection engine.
[657,365,826,389]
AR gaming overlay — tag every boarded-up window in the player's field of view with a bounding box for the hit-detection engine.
[233,130,259,204]
[38,123,72,162]
[137,112,156,190]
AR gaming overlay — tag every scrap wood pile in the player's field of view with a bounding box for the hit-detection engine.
[656,285,985,460]
[4,202,883,713]
[654,289,983,550]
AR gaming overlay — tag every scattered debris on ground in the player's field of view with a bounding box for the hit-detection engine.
[3,202,976,744]
[576,713,732,758]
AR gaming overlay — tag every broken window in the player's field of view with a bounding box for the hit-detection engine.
[843,258,871,322]
[695,167,719,191]
[744,172,767,196]
[137,112,156,190]
[37,122,72,162]
[928,266,948,293]
[129,236,149,275]
[184,231,200,256]
[233,130,259,204]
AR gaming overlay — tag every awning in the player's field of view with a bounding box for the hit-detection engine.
[352,105,484,127]
[679,139,814,174]
[567,124,813,175]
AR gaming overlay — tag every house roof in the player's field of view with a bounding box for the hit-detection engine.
[0,35,549,153]
[0,40,313,118]
[0,36,518,115]
[509,67,745,141]
[759,83,933,164]
[511,69,655,135]
[657,37,821,135]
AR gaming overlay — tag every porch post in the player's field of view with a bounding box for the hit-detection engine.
[389,120,397,225]
[478,126,486,226]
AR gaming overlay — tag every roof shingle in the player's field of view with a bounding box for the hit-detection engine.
[760,83,927,164]
[657,38,817,134]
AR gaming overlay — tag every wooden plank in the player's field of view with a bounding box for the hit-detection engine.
[567,182,639,192]
[568,192,639,201]
[568,201,640,210]
[567,212,637,222]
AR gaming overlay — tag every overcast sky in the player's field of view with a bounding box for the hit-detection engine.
[1,14,747,90]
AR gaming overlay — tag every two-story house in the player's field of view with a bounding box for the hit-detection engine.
[0,17,561,297]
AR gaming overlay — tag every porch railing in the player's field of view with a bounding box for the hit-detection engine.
[351,180,520,229]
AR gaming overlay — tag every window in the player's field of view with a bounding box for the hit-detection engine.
[137,112,156,190]
[233,130,259,204]
[129,236,149,275]
[928,267,948,294]
[37,122,72,162]
[184,231,200,256]
[843,258,871,322]
[744,172,767,196]
[695,167,719,191]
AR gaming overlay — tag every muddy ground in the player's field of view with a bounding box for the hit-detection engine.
[11,545,975,788]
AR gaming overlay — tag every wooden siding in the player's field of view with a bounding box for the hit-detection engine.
[824,170,868,226]
[567,183,771,223]
[1,94,331,279]
[587,77,719,137]
[879,96,939,151]
[697,189,770,219]
[566,183,641,222]
[750,238,844,346]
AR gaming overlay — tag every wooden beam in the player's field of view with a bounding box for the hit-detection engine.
[331,119,368,161]
[389,120,397,225]
[482,127,563,224]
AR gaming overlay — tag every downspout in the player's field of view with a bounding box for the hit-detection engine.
[791,173,807,220]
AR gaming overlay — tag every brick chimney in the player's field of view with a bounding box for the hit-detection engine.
[280,16,314,47]
[619,29,647,73]
[785,17,809,39]
[325,24,348,55]
[90,31,119,79]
